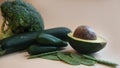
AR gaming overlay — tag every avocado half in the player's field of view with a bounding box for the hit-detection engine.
[68,33,107,54]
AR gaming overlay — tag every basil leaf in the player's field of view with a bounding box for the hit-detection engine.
[41,54,60,61]
[57,52,80,65]
[28,51,59,59]
[83,55,118,67]
[70,53,96,66]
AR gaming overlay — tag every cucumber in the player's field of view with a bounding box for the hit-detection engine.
[1,46,27,55]
[44,27,71,41]
[27,44,61,55]
[0,32,39,55]
[36,33,68,47]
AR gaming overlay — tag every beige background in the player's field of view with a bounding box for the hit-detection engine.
[0,0,120,68]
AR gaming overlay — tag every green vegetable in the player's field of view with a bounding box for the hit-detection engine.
[27,44,61,55]
[28,51,118,67]
[44,27,71,41]
[83,55,118,67]
[28,51,59,59]
[37,33,68,47]
[68,33,107,54]
[28,50,60,60]
[0,32,39,55]
[70,53,96,66]
[1,0,44,34]
[1,29,13,39]
[0,46,5,56]
[57,52,80,65]
[41,53,60,60]
[0,46,26,55]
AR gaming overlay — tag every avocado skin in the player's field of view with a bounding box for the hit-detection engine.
[44,27,71,41]
[68,34,106,54]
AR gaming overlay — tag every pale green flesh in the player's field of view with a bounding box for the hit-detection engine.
[68,33,107,43]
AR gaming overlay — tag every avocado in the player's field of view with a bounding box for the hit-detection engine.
[68,33,107,54]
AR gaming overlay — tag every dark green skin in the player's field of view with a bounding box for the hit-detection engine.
[27,44,61,55]
[37,33,68,47]
[1,32,39,50]
[1,0,44,34]
[44,27,71,41]
[1,46,27,55]
[68,36,106,54]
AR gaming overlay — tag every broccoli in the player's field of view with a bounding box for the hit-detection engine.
[1,0,44,34]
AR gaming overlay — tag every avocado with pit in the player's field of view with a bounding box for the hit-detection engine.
[68,26,107,54]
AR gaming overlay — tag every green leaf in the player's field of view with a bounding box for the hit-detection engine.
[57,52,80,65]
[28,51,59,59]
[82,55,118,67]
[70,53,96,66]
[41,54,60,61]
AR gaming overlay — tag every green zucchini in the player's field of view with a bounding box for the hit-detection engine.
[27,44,61,55]
[0,32,39,55]
[44,27,71,41]
[36,33,68,47]
[1,46,27,55]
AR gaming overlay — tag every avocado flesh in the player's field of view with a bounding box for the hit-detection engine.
[67,33,107,54]
[68,33,106,43]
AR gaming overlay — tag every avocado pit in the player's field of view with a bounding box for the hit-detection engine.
[73,25,97,40]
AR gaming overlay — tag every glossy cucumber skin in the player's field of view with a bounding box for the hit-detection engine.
[27,44,61,55]
[3,46,27,54]
[1,32,39,50]
[44,27,71,41]
[36,33,68,47]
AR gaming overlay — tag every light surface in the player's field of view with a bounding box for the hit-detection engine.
[0,0,120,68]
